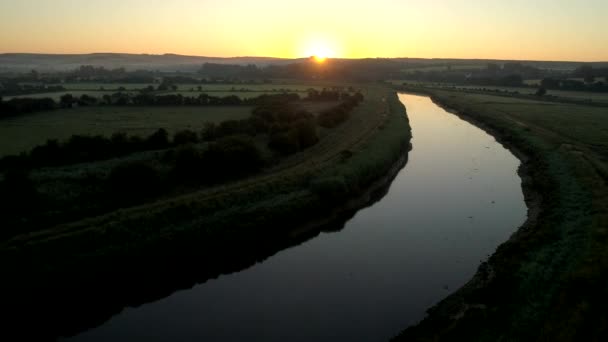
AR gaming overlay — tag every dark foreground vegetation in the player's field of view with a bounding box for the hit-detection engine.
[394,86,608,341]
[0,85,410,340]
[0,89,363,239]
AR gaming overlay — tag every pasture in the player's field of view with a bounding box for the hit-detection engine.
[6,83,328,101]
[0,106,252,156]
[398,81,608,104]
[400,64,485,73]
[5,90,115,101]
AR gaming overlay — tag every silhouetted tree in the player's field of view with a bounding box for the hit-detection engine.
[173,129,199,145]
[294,118,319,149]
[108,161,161,202]
[269,130,300,155]
[60,94,75,108]
[536,87,547,96]
[201,122,217,141]
[202,136,263,179]
[145,128,170,149]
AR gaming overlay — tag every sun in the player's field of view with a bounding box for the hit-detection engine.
[302,38,338,62]
[313,55,327,63]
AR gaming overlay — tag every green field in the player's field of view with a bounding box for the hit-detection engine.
[0,106,252,156]
[55,82,326,92]
[59,83,154,90]
[400,64,485,73]
[397,81,608,104]
[525,78,608,86]
[5,90,116,101]
[396,88,608,341]
[6,83,329,101]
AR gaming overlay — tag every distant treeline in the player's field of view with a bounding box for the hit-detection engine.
[401,63,608,92]
[538,77,608,92]
[0,89,354,117]
[3,60,608,90]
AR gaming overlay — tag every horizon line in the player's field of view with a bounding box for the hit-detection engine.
[0,52,607,64]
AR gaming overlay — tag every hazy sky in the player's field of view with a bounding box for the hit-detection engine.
[0,0,606,61]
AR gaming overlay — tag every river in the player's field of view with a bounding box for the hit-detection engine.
[68,93,527,341]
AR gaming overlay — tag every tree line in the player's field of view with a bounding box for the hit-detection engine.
[538,77,608,92]
[1,90,364,170]
[0,92,298,117]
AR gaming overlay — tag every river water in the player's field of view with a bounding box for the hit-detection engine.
[69,94,527,341]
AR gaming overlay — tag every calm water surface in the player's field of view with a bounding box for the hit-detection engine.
[70,94,527,341]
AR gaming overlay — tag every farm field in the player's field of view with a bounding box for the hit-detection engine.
[400,64,485,73]
[5,90,115,101]
[5,83,329,101]
[54,82,326,93]
[0,106,252,156]
[59,83,154,90]
[395,81,608,104]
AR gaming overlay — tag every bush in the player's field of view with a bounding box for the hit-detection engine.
[172,146,205,182]
[310,176,350,202]
[269,130,300,155]
[173,129,199,145]
[203,135,263,180]
[200,122,217,141]
[145,128,170,150]
[63,135,112,162]
[294,118,319,149]
[318,106,349,128]
[108,161,161,202]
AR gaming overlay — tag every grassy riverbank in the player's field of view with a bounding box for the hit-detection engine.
[0,85,411,339]
[395,87,608,341]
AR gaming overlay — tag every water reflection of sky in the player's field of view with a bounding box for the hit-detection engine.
[69,94,527,342]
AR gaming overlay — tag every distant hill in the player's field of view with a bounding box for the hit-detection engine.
[0,53,300,72]
[0,53,606,74]
[390,58,608,71]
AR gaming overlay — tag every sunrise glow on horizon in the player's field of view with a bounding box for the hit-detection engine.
[1,0,607,61]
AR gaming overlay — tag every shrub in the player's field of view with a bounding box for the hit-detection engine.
[200,122,217,141]
[310,176,350,202]
[318,106,349,128]
[203,135,263,180]
[172,146,204,182]
[294,118,319,149]
[269,131,300,155]
[108,161,161,201]
[173,129,199,145]
[145,128,170,150]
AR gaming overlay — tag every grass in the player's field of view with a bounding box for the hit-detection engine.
[5,83,329,101]
[400,64,485,73]
[5,90,115,101]
[52,82,327,93]
[0,106,252,156]
[59,83,154,90]
[395,87,608,341]
[399,81,608,105]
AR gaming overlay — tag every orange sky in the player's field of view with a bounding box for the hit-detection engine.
[1,0,607,61]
